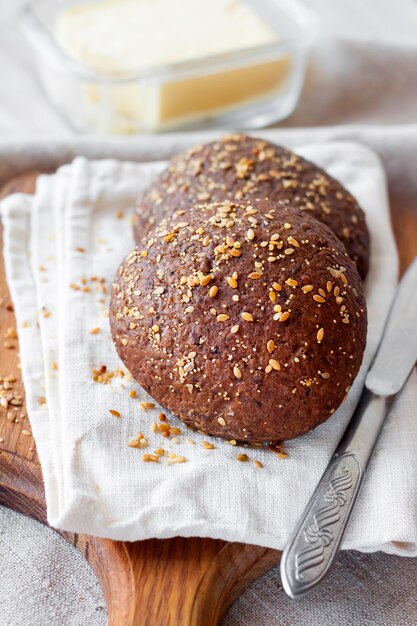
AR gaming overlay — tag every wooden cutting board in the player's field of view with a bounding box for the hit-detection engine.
[0,172,280,626]
[1,170,417,625]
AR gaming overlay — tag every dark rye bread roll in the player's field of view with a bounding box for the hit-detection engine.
[113,199,367,443]
[133,134,370,279]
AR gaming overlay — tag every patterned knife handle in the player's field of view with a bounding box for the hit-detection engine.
[281,390,394,598]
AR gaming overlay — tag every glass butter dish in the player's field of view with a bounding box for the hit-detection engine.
[21,0,317,135]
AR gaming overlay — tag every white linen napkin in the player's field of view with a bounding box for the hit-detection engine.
[2,141,417,553]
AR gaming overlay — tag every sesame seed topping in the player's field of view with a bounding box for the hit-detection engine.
[200,274,213,286]
[269,291,276,303]
[233,365,242,379]
[269,358,281,371]
[301,285,314,293]
[273,282,282,291]
[287,236,299,247]
[313,294,325,303]
[241,312,254,322]
[285,278,298,288]
[209,285,219,298]
[278,311,290,322]
[284,223,292,230]
[217,313,230,322]
[267,339,275,354]
[317,328,324,342]
[248,272,262,280]
[217,417,226,426]
[229,248,241,257]
[227,276,238,288]
[247,228,255,240]
[231,324,239,334]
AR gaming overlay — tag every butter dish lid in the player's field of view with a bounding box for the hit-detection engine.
[21,0,318,83]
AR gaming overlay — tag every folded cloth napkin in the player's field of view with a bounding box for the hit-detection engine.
[2,140,417,553]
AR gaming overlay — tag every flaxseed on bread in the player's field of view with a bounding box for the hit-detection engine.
[113,199,367,443]
[133,134,370,278]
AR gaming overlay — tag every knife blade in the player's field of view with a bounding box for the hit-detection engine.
[280,255,417,599]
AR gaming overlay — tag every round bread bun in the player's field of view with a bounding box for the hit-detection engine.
[133,134,370,279]
[113,199,367,443]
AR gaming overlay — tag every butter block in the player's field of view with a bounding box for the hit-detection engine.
[55,0,291,133]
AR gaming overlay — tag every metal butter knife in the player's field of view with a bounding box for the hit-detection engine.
[280,255,417,599]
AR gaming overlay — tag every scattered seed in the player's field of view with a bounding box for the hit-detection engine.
[89,327,100,335]
[227,277,237,288]
[217,417,226,426]
[231,324,239,334]
[247,228,255,240]
[209,285,219,298]
[267,339,275,354]
[279,311,290,322]
[109,409,121,418]
[313,294,325,303]
[254,460,264,468]
[140,402,155,410]
[317,328,324,342]
[248,272,262,280]
[217,313,230,322]
[237,453,249,462]
[202,441,215,449]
